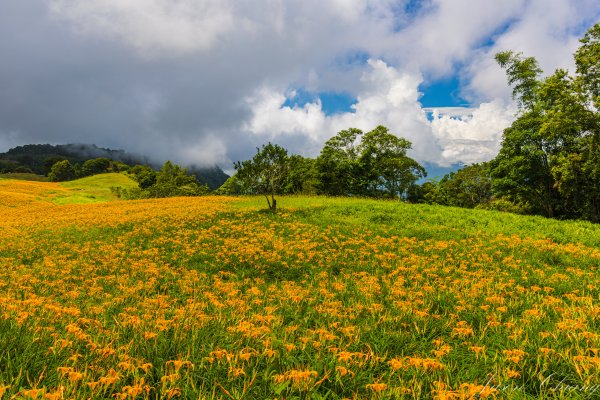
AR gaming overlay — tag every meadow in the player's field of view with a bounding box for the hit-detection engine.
[0,176,599,399]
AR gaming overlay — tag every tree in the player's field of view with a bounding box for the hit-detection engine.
[144,161,209,198]
[315,126,425,199]
[124,161,209,199]
[129,165,157,189]
[315,128,363,195]
[358,125,425,198]
[215,175,244,195]
[423,163,492,208]
[490,23,600,221]
[48,160,76,182]
[109,161,130,173]
[81,158,111,177]
[284,155,317,194]
[406,180,437,204]
[575,23,600,109]
[234,143,289,211]
[495,51,542,110]
[44,157,68,175]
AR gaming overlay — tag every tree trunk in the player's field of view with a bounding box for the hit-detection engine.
[264,194,272,210]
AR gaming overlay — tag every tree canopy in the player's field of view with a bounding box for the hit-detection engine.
[234,143,289,210]
[488,24,600,221]
[316,125,425,199]
[227,126,426,209]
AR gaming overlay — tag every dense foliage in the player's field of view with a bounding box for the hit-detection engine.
[408,23,600,223]
[122,161,210,199]
[224,126,426,209]
[488,24,599,222]
[409,163,492,209]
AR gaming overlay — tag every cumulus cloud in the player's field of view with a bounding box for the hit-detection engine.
[244,60,516,166]
[391,0,527,77]
[244,60,434,156]
[463,0,600,103]
[430,100,517,165]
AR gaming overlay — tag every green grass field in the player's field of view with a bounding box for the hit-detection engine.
[0,177,599,399]
[0,173,49,182]
[54,173,138,204]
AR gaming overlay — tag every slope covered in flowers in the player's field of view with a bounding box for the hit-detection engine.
[1,180,599,399]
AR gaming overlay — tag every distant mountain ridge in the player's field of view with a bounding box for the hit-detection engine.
[0,143,229,190]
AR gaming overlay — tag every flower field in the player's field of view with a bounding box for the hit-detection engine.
[1,179,600,399]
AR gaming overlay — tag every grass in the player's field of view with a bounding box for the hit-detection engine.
[0,173,49,182]
[0,184,599,399]
[54,173,138,204]
[236,196,600,248]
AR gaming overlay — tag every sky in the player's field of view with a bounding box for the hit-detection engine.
[1,1,599,174]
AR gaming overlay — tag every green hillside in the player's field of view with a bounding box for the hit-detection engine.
[54,172,138,204]
[0,144,229,189]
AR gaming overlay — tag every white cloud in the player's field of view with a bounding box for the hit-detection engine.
[391,0,527,77]
[463,0,599,103]
[244,60,516,166]
[430,100,517,165]
[177,134,228,166]
[50,0,238,55]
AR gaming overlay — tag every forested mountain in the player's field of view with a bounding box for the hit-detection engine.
[0,143,229,189]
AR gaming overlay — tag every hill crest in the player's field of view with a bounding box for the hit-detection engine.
[0,143,229,189]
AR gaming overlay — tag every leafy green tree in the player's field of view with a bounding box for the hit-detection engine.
[0,160,19,173]
[234,143,289,210]
[144,161,209,198]
[81,158,111,177]
[490,28,600,221]
[551,131,600,221]
[575,23,600,109]
[425,163,492,208]
[358,125,425,198]
[284,155,317,194]
[406,180,437,203]
[48,160,76,182]
[315,128,362,195]
[124,162,209,199]
[129,165,157,189]
[14,166,33,173]
[495,51,542,109]
[215,175,244,195]
[315,126,425,198]
[109,161,130,173]
[155,161,198,187]
[44,157,67,175]
[222,153,315,197]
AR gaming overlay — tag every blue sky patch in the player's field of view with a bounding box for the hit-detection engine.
[419,76,467,108]
[283,89,357,116]
[419,162,463,183]
[479,18,517,49]
[390,0,431,31]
